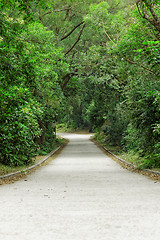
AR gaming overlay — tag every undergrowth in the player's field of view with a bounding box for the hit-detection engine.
[94,131,160,171]
[0,137,65,176]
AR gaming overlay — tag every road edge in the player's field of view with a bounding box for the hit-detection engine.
[91,137,160,181]
[0,143,66,181]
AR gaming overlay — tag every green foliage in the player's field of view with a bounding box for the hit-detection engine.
[79,0,160,168]
[0,86,42,166]
[1,0,160,169]
[0,1,68,166]
[86,100,105,131]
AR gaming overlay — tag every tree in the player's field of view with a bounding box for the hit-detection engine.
[1,0,160,168]
[0,0,68,165]
[136,0,160,36]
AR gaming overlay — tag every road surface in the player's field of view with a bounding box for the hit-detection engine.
[0,133,160,240]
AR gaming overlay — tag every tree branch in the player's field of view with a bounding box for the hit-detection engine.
[123,56,155,74]
[102,22,115,44]
[61,73,75,91]
[102,23,156,75]
[65,24,86,55]
[136,1,144,19]
[149,5,159,22]
[39,7,71,20]
[136,0,160,33]
[61,21,84,41]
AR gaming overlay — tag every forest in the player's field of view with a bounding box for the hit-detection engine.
[0,0,160,169]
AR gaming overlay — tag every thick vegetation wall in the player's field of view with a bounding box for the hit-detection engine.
[0,0,160,168]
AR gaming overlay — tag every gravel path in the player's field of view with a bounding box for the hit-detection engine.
[0,133,160,240]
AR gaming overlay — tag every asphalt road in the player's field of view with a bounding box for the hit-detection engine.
[0,133,160,240]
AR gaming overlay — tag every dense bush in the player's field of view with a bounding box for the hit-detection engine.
[0,86,42,166]
[1,0,160,169]
[0,2,68,166]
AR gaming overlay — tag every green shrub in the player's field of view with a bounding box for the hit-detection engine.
[0,86,42,166]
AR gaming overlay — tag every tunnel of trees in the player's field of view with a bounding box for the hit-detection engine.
[0,0,160,168]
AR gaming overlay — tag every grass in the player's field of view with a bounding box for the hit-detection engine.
[0,155,44,177]
[0,136,66,177]
[0,163,30,176]
[94,132,160,171]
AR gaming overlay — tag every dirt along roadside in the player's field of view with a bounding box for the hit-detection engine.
[91,137,160,182]
[0,142,67,185]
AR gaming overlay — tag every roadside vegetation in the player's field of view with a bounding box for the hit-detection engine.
[94,131,153,170]
[0,137,65,176]
[0,0,160,171]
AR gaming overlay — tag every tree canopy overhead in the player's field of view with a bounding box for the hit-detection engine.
[0,0,160,168]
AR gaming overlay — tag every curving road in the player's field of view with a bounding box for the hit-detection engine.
[0,133,160,240]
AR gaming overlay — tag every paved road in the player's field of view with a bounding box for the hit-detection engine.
[0,133,160,240]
